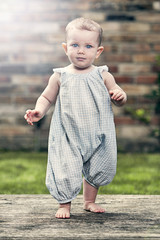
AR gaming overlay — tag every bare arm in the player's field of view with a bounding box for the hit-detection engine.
[102,71,127,106]
[24,72,60,125]
[35,72,60,114]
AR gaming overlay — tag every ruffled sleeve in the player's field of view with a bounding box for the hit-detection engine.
[53,68,64,74]
[97,65,109,74]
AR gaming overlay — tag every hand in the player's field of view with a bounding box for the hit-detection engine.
[24,109,43,125]
[109,89,127,106]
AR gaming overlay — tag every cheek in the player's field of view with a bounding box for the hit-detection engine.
[89,50,98,59]
[67,48,76,56]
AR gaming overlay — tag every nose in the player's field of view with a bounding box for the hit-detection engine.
[78,47,84,54]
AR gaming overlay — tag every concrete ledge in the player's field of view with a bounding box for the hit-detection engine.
[0,195,160,239]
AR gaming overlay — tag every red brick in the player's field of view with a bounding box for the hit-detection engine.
[133,54,156,63]
[134,44,151,52]
[103,45,118,53]
[153,44,160,51]
[138,34,160,43]
[152,65,160,72]
[122,23,150,32]
[114,116,137,125]
[151,116,160,125]
[12,75,43,85]
[126,96,138,105]
[101,22,121,32]
[0,125,32,137]
[106,35,136,42]
[119,43,151,53]
[136,75,158,84]
[115,76,133,83]
[152,24,160,32]
[105,54,132,63]
[136,96,153,104]
[82,12,105,22]
[107,65,118,73]
[119,64,150,74]
[121,84,153,96]
[137,13,160,23]
[13,97,37,104]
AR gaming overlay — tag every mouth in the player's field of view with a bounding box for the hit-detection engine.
[76,57,86,61]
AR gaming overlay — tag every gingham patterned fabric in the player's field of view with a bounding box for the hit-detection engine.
[46,66,117,203]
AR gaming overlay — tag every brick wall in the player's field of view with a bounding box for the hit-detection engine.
[0,0,160,151]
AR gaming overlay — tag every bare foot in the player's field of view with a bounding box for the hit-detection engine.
[83,202,105,213]
[55,202,71,219]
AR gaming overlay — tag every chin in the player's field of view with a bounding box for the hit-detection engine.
[74,64,90,70]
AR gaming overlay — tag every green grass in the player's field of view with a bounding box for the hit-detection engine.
[0,152,160,194]
[99,153,160,194]
[0,152,49,194]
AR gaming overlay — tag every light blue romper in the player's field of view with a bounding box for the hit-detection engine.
[46,65,117,203]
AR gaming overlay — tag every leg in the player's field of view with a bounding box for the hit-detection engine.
[55,202,71,219]
[83,179,105,213]
[47,135,83,219]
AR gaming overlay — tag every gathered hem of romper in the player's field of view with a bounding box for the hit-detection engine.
[84,178,99,189]
[55,195,78,204]
[47,186,82,204]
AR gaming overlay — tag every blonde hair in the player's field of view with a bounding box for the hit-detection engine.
[65,18,103,46]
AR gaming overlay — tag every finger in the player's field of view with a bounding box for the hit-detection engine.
[112,91,123,100]
[24,114,30,121]
[111,92,119,100]
[25,114,33,125]
[26,109,32,115]
[27,119,33,126]
[116,95,123,101]
[116,96,123,101]
[114,93,122,99]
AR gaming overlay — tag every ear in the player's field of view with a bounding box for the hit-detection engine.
[62,42,68,55]
[96,46,104,59]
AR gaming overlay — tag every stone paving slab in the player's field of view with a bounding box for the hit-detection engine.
[0,195,160,239]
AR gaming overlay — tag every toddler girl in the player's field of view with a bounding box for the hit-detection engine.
[24,18,127,219]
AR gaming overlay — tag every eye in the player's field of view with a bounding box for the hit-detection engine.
[86,45,92,49]
[72,43,78,47]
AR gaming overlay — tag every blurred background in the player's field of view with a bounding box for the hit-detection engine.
[0,0,160,195]
[0,0,160,153]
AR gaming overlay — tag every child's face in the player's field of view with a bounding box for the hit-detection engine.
[62,28,103,70]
